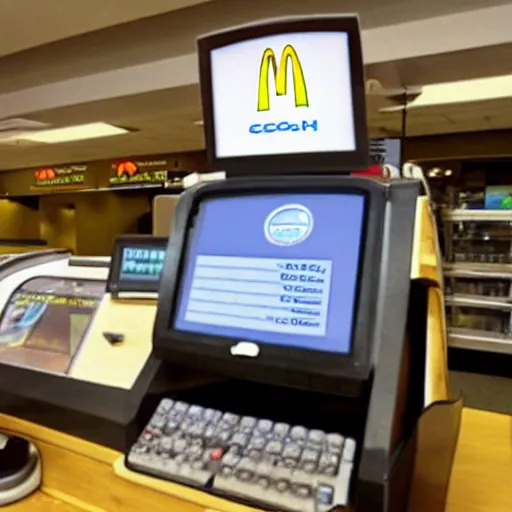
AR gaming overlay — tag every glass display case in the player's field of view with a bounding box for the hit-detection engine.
[443,209,512,354]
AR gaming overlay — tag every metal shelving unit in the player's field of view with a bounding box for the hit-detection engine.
[442,209,512,354]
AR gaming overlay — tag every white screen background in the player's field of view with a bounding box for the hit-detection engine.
[210,32,356,158]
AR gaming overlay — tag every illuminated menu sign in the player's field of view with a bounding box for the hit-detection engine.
[109,159,173,186]
[31,165,88,190]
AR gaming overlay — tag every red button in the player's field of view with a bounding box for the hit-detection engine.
[210,448,223,462]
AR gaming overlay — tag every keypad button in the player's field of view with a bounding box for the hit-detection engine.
[188,421,207,438]
[326,433,344,454]
[209,447,224,462]
[158,399,174,413]
[248,435,266,451]
[131,443,148,454]
[273,423,290,439]
[240,416,257,432]
[203,425,216,442]
[221,452,241,469]
[172,402,189,416]
[275,479,290,493]
[141,429,153,441]
[300,448,320,473]
[294,484,313,498]
[160,437,173,452]
[274,466,292,493]
[235,458,256,482]
[164,419,180,434]
[180,420,195,435]
[258,476,270,488]
[308,429,325,448]
[290,426,308,444]
[220,465,234,477]
[318,452,340,476]
[221,453,240,476]
[230,432,249,448]
[215,430,232,444]
[343,438,356,462]
[256,419,274,435]
[203,409,222,424]
[173,437,187,454]
[222,413,240,426]
[187,405,204,419]
[265,441,283,456]
[283,443,302,460]
[187,444,203,461]
[149,415,166,431]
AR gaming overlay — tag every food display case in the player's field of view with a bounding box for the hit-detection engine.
[443,209,512,354]
[0,249,160,450]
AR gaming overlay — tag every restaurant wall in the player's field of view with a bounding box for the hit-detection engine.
[0,151,207,255]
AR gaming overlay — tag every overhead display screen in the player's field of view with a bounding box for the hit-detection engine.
[174,193,365,354]
[0,278,105,375]
[210,32,355,159]
[120,246,166,282]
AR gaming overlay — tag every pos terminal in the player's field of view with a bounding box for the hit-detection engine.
[124,14,461,512]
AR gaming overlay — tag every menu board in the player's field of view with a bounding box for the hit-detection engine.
[109,159,174,186]
[31,165,88,190]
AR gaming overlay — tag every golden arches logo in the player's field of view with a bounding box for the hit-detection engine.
[257,45,309,112]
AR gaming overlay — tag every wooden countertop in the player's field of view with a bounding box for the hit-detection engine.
[5,493,80,511]
[446,408,512,512]
[4,408,512,511]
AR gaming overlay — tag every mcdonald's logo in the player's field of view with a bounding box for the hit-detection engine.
[257,45,309,112]
[116,161,139,178]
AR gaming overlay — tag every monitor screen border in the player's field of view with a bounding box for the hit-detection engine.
[107,235,169,296]
[197,16,369,175]
[154,177,386,396]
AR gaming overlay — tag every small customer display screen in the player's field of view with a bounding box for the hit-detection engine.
[109,236,168,295]
[120,246,166,282]
[174,193,365,354]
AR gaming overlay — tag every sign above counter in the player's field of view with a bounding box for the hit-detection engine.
[109,159,179,186]
[31,164,88,191]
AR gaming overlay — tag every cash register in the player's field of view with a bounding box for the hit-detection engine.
[0,13,460,512]
[120,14,461,512]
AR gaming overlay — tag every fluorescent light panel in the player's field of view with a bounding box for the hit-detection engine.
[381,74,512,111]
[412,75,512,108]
[17,122,128,144]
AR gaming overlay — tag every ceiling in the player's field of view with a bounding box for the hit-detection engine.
[0,0,212,57]
[1,0,512,171]
[1,89,512,171]
[1,0,511,95]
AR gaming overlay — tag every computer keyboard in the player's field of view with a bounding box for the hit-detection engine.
[127,398,356,512]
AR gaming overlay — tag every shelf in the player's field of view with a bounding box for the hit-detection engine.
[444,262,512,278]
[442,209,512,222]
[448,328,512,354]
[445,294,512,311]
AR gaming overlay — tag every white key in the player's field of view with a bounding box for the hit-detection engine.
[342,438,356,462]
[333,461,353,507]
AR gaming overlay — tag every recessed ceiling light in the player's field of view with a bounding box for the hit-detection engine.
[13,122,129,144]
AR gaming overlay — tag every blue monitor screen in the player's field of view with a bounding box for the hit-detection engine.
[120,246,166,282]
[174,193,365,354]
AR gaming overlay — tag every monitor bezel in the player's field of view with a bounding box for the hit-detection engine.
[197,16,369,175]
[107,235,168,296]
[154,177,386,396]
